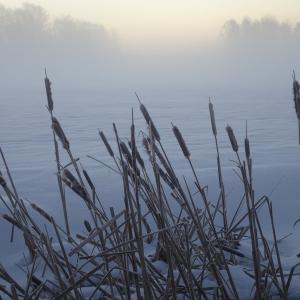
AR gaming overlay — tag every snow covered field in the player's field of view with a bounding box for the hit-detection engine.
[1,87,300,298]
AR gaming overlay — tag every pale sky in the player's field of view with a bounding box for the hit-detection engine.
[1,0,300,44]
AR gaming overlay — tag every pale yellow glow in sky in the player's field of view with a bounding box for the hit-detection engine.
[1,0,300,44]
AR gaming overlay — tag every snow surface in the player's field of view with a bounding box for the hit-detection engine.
[1,89,300,298]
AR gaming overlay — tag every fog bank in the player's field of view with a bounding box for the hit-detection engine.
[0,3,299,96]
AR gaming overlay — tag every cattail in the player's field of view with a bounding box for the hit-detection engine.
[245,137,250,159]
[51,117,69,150]
[82,169,95,190]
[293,70,300,103]
[158,167,175,189]
[99,131,114,157]
[10,284,18,300]
[128,141,145,168]
[120,142,133,165]
[172,124,190,158]
[2,214,23,230]
[121,142,141,177]
[292,72,300,144]
[209,100,217,136]
[62,169,77,186]
[23,228,36,259]
[84,220,92,232]
[143,137,151,157]
[226,125,239,152]
[44,71,54,113]
[245,121,251,159]
[31,203,52,223]
[62,169,88,201]
[0,174,6,188]
[144,137,175,182]
[139,103,160,142]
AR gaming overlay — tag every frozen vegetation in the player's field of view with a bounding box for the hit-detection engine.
[0,74,300,299]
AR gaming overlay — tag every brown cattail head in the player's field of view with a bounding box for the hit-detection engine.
[2,214,23,230]
[128,141,145,168]
[172,124,190,158]
[84,220,92,232]
[293,70,300,101]
[244,121,251,159]
[62,169,89,201]
[23,228,36,260]
[0,174,6,188]
[244,137,250,159]
[62,169,77,185]
[226,125,239,152]
[292,71,300,117]
[31,203,52,223]
[143,137,151,157]
[158,167,175,189]
[51,117,69,150]
[209,100,217,136]
[82,169,95,190]
[139,103,160,142]
[120,142,133,166]
[44,70,54,113]
[99,131,114,157]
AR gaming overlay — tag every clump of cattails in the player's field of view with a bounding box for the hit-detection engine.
[0,77,295,300]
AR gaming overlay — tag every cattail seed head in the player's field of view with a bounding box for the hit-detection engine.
[99,131,114,157]
[245,137,250,159]
[31,203,52,223]
[142,137,151,157]
[172,124,190,158]
[226,125,239,152]
[120,142,133,165]
[62,169,77,186]
[158,167,175,189]
[44,70,54,113]
[84,220,92,232]
[209,101,217,136]
[2,214,23,230]
[0,174,6,188]
[62,169,89,201]
[51,117,69,150]
[140,103,160,142]
[128,141,145,168]
[82,169,95,190]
